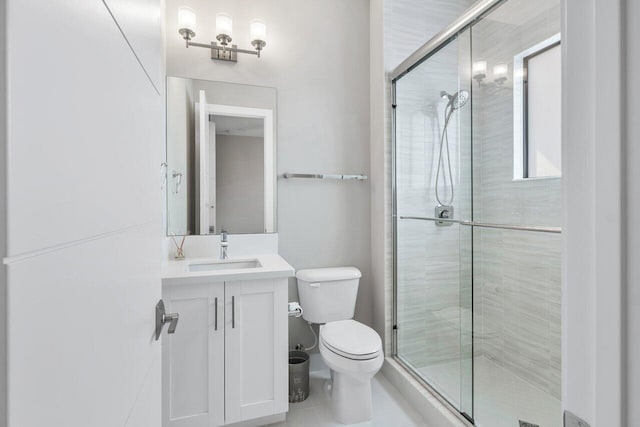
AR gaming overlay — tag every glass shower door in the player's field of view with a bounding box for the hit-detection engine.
[394,28,473,419]
[470,0,562,425]
[393,0,562,425]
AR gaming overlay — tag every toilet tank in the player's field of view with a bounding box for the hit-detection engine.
[296,267,362,324]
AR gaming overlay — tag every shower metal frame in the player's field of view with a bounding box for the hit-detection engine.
[390,0,505,81]
[390,0,562,423]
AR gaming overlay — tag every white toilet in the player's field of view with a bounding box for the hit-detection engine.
[296,267,384,424]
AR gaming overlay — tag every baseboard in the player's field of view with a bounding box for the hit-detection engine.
[224,412,286,427]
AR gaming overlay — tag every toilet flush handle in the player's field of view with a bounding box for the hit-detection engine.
[309,282,321,288]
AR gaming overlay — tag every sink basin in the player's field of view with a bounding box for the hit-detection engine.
[187,259,262,273]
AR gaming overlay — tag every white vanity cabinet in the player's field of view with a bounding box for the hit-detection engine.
[162,274,289,427]
[224,279,288,424]
[162,283,225,427]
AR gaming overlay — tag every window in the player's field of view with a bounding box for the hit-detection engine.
[513,34,561,179]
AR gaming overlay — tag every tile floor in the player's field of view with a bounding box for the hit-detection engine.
[419,356,561,427]
[267,355,428,427]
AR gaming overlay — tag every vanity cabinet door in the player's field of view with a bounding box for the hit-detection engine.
[162,283,225,427]
[224,279,288,424]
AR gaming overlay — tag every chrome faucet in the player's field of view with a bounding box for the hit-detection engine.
[220,230,229,260]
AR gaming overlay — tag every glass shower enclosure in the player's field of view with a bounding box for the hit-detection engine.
[392,0,562,426]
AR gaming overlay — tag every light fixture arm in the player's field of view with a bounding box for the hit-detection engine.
[183,39,263,62]
[186,40,259,56]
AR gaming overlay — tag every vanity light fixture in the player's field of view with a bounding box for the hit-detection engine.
[472,60,487,83]
[473,60,509,86]
[493,63,508,85]
[178,7,267,62]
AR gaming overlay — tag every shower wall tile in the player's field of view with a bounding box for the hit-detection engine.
[475,228,562,399]
[396,220,464,367]
[384,0,476,72]
[472,0,562,228]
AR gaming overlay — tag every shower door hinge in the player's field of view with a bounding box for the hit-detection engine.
[392,104,397,109]
[393,324,398,330]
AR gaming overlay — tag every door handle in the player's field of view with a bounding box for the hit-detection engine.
[155,300,180,341]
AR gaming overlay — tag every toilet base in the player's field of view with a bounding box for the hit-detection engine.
[318,324,384,425]
[326,371,374,424]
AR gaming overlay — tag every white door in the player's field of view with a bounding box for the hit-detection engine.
[225,279,288,424]
[6,0,164,426]
[196,90,210,234]
[162,284,225,427]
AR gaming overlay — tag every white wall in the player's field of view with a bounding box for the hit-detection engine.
[166,0,372,349]
[5,0,164,425]
[369,0,387,352]
[627,0,640,423]
[564,0,627,425]
[0,0,6,423]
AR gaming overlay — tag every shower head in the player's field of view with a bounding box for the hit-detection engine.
[440,90,470,110]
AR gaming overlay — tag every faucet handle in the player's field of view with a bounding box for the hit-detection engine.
[220,230,229,260]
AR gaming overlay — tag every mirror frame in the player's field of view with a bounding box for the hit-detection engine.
[201,104,275,233]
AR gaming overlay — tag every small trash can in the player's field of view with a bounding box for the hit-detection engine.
[288,350,309,403]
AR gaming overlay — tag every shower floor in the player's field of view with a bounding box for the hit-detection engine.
[418,356,561,427]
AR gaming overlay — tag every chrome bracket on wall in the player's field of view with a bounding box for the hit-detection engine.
[211,42,238,62]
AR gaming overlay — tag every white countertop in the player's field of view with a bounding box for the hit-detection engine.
[162,253,295,286]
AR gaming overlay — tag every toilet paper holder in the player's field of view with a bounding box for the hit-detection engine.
[288,302,303,318]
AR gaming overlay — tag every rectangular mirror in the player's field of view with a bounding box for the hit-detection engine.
[166,77,277,235]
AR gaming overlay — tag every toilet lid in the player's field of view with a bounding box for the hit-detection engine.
[321,320,382,360]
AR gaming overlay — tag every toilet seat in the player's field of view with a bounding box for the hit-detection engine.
[320,320,382,361]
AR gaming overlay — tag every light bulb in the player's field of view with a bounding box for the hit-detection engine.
[178,6,196,31]
[493,63,508,82]
[216,13,233,38]
[473,60,487,79]
[177,6,196,39]
[250,19,267,43]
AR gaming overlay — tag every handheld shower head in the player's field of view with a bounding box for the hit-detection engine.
[441,90,470,110]
[434,88,469,211]
[451,90,469,110]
